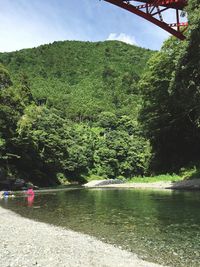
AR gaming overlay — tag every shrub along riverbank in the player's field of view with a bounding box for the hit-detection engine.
[127,167,200,184]
[86,166,200,184]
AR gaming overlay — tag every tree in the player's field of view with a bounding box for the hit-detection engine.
[0,63,12,89]
[93,116,151,178]
[140,0,200,172]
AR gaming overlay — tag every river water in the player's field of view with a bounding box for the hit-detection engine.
[1,188,200,266]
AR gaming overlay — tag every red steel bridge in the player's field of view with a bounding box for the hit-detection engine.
[103,0,188,40]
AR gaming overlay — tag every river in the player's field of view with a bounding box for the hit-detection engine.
[0,188,200,266]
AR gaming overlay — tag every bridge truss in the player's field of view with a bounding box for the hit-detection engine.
[103,0,188,39]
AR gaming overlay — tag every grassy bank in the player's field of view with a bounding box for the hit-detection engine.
[127,174,182,183]
[127,166,200,184]
[85,166,200,184]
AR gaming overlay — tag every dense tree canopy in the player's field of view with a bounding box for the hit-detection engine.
[0,41,153,121]
[0,41,153,185]
[139,0,200,172]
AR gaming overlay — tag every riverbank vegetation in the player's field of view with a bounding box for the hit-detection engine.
[127,174,182,183]
[0,0,199,187]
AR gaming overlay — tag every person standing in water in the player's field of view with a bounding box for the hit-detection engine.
[26,187,35,206]
[27,187,34,196]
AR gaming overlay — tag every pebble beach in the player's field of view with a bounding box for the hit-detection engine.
[0,206,164,267]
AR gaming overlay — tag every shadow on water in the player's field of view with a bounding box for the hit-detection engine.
[0,188,200,267]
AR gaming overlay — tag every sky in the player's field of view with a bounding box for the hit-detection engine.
[0,0,178,52]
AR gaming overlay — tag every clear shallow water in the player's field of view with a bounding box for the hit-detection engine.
[1,188,200,267]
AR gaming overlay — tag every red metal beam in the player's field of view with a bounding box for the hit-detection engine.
[103,0,188,40]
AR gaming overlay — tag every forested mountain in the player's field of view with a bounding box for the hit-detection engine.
[0,41,153,121]
[0,41,153,186]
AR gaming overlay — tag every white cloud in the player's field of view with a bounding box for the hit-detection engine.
[107,33,138,46]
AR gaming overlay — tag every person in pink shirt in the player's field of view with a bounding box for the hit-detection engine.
[27,188,34,196]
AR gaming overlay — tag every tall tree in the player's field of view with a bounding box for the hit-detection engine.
[140,0,200,171]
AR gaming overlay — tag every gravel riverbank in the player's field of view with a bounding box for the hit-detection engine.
[85,179,200,190]
[0,206,163,267]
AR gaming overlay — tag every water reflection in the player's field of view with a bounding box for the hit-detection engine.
[0,188,200,267]
[27,195,34,207]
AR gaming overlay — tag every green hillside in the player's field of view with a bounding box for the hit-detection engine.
[0,41,153,121]
[0,41,154,186]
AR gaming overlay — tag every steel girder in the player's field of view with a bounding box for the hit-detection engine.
[103,0,188,40]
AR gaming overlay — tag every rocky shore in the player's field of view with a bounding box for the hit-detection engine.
[0,206,163,267]
[84,179,200,190]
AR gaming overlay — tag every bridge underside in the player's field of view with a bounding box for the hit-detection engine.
[103,0,188,40]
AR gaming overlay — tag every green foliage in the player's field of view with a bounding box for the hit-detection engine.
[0,69,35,181]
[0,40,154,185]
[128,174,182,183]
[140,0,200,172]
[0,63,12,89]
[16,105,151,184]
[97,112,117,129]
[17,106,92,183]
[0,40,153,121]
[179,165,200,180]
[85,174,105,182]
[92,117,151,178]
